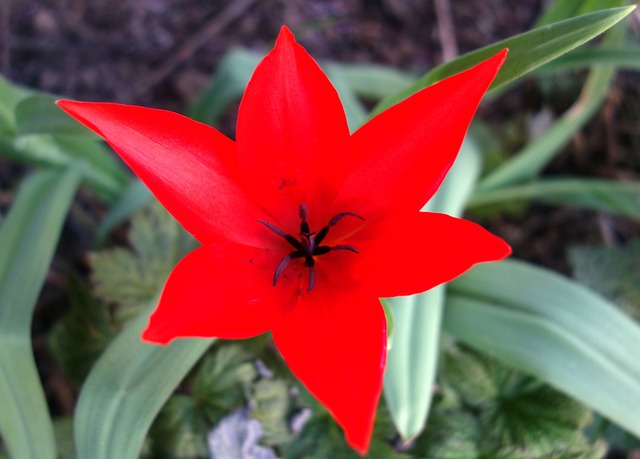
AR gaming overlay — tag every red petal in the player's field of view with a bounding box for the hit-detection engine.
[349,212,511,298]
[57,101,270,247]
[142,242,299,343]
[272,287,387,454]
[236,26,351,233]
[332,50,507,225]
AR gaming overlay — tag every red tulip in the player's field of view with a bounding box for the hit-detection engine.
[58,26,510,454]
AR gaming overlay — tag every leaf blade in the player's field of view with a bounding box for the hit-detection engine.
[74,303,213,459]
[383,139,482,439]
[0,168,81,459]
[371,6,635,115]
[445,259,640,437]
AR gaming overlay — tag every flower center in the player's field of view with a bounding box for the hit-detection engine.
[258,204,364,290]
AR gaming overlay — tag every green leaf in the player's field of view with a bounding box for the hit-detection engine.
[445,346,600,458]
[50,135,128,202]
[372,6,635,115]
[48,274,117,383]
[281,399,408,459]
[539,46,640,73]
[325,63,414,101]
[535,0,624,27]
[15,94,100,138]
[0,133,128,202]
[569,238,640,321]
[444,259,640,439]
[74,302,213,459]
[477,22,627,192]
[469,178,640,221]
[0,75,33,135]
[96,179,153,244]
[0,168,81,459]
[148,395,209,459]
[192,345,257,423]
[189,49,260,126]
[250,378,291,445]
[324,66,368,131]
[383,138,482,440]
[53,417,77,459]
[477,65,615,191]
[90,201,197,322]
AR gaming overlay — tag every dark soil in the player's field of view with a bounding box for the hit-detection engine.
[2,0,640,455]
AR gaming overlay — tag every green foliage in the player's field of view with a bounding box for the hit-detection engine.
[250,378,291,445]
[0,75,128,201]
[49,274,117,384]
[410,345,606,459]
[149,395,210,459]
[281,399,409,459]
[372,6,635,115]
[0,168,80,459]
[192,345,257,423]
[570,238,640,321]
[90,201,197,322]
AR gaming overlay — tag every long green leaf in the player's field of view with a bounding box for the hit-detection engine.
[445,259,640,438]
[0,133,127,202]
[188,49,260,126]
[323,63,415,101]
[324,66,368,131]
[15,95,100,138]
[535,0,623,27]
[469,178,640,221]
[0,168,81,459]
[0,75,32,135]
[478,64,615,191]
[477,22,626,192]
[74,302,212,459]
[383,138,482,439]
[539,46,640,73]
[372,6,635,116]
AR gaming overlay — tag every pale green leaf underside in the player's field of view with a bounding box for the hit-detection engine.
[445,259,640,438]
[0,169,81,459]
[469,178,640,222]
[74,303,213,459]
[383,139,482,439]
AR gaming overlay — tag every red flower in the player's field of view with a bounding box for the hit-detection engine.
[58,26,510,454]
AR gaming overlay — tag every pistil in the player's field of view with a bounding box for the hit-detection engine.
[258,204,363,290]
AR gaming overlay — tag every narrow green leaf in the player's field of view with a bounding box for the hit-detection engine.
[0,133,127,202]
[535,0,623,27]
[445,259,640,438]
[372,6,635,115]
[383,139,482,439]
[96,179,153,243]
[0,168,81,459]
[539,46,640,73]
[15,95,100,138]
[469,178,640,221]
[478,65,615,191]
[74,303,213,459]
[51,136,128,202]
[324,67,368,132]
[478,23,626,192]
[323,63,415,101]
[188,49,261,126]
[0,75,33,135]
[569,238,640,321]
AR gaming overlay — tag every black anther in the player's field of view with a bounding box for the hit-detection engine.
[258,205,363,290]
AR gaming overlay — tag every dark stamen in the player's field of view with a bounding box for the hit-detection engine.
[330,244,359,253]
[258,205,363,290]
